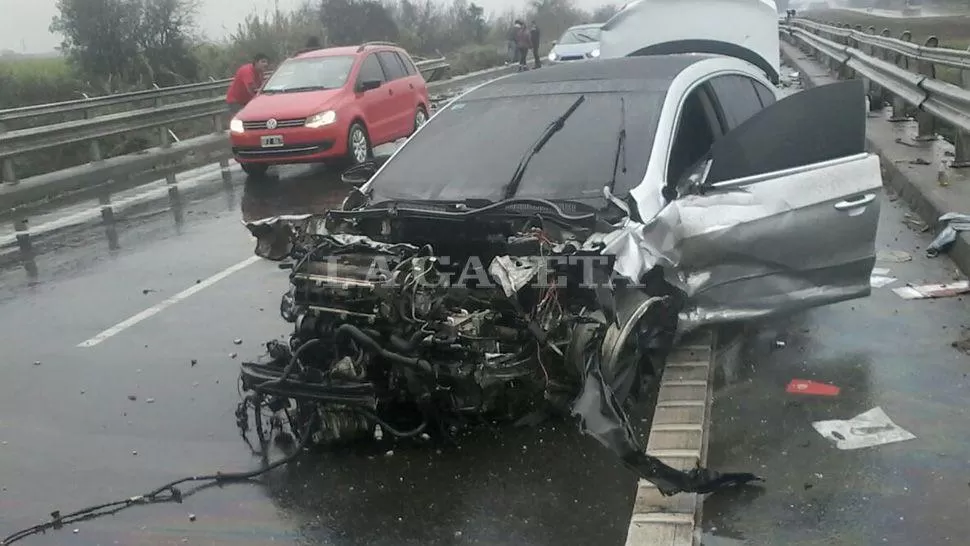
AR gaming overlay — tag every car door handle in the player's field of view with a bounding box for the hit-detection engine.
[834,193,875,210]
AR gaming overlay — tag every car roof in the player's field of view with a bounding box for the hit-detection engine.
[461,54,714,100]
[294,44,401,59]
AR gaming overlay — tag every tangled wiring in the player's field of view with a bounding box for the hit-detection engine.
[1,382,319,545]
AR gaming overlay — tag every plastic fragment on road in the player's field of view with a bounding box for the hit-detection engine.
[786,379,840,396]
[926,213,970,258]
[812,407,915,450]
[876,250,912,263]
[870,275,897,288]
[892,280,970,299]
[871,268,896,287]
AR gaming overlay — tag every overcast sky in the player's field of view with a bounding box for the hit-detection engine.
[0,0,610,54]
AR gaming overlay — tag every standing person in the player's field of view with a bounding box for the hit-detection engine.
[226,53,269,117]
[295,36,322,56]
[506,23,518,64]
[514,20,531,70]
[529,21,541,69]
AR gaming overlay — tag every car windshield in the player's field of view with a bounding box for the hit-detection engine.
[558,27,601,44]
[366,90,664,205]
[261,55,355,93]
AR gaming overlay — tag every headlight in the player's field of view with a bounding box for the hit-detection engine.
[305,110,337,128]
[547,52,557,62]
[589,48,600,58]
[229,118,244,133]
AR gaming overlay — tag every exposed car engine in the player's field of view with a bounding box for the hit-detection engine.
[239,199,760,496]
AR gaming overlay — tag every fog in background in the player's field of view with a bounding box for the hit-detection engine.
[0,0,610,54]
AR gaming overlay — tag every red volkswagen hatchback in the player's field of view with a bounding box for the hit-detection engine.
[229,43,431,176]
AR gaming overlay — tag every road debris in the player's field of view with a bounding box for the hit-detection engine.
[32,361,41,366]
[951,329,970,355]
[870,274,897,288]
[893,280,970,300]
[190,359,197,366]
[145,398,155,404]
[188,514,196,522]
[786,379,840,396]
[926,213,970,258]
[812,407,915,450]
[902,213,929,232]
[876,250,912,263]
[127,395,137,401]
[233,339,243,345]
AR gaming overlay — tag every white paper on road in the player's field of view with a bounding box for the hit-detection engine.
[812,407,916,450]
[892,280,970,299]
[870,275,897,288]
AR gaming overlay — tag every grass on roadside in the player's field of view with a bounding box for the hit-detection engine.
[0,56,81,109]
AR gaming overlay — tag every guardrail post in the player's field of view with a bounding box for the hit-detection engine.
[889,31,914,122]
[876,29,893,107]
[99,194,120,251]
[1,159,16,185]
[89,140,103,162]
[954,45,970,168]
[915,36,939,142]
[14,218,31,256]
[863,26,881,111]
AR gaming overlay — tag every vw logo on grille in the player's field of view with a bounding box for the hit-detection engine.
[266,119,278,130]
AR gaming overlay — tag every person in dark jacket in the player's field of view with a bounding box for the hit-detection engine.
[514,21,531,69]
[529,21,541,68]
[295,36,322,56]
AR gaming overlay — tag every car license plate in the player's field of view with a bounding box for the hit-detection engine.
[261,135,284,148]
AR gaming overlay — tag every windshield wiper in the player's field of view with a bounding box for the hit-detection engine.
[607,96,627,194]
[263,85,329,94]
[502,95,586,200]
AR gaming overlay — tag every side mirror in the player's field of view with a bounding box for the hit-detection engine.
[358,79,382,92]
[340,158,384,186]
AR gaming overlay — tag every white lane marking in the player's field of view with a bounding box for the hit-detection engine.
[77,255,261,348]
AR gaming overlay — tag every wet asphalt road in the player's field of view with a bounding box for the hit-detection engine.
[702,193,970,545]
[0,160,640,546]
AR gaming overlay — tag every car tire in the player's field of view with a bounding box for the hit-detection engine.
[347,122,372,165]
[241,163,269,177]
[413,106,428,134]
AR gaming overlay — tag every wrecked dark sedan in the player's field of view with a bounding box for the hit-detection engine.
[239,52,883,496]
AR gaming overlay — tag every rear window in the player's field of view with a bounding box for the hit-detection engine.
[377,51,407,80]
[558,27,601,44]
[368,90,664,205]
[261,55,355,93]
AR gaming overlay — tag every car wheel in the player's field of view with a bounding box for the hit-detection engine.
[413,106,428,134]
[347,122,371,165]
[241,163,269,177]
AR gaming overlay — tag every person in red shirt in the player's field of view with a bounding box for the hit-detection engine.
[226,53,270,116]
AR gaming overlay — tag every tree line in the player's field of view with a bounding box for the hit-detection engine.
[47,0,620,93]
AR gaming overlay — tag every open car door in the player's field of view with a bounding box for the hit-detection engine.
[667,79,882,327]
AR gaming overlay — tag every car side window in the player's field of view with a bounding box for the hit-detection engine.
[358,54,386,86]
[753,81,776,107]
[377,51,407,81]
[396,52,418,76]
[708,75,765,130]
[667,84,719,190]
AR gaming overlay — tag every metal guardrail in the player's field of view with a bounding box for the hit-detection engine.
[782,19,970,168]
[0,56,451,187]
[0,57,450,129]
[0,63,517,213]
